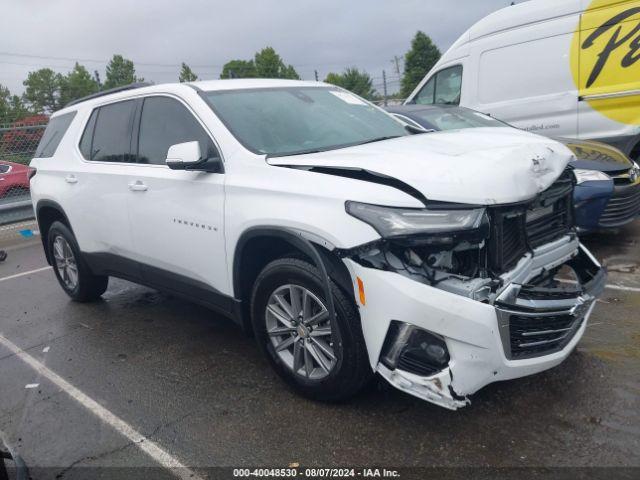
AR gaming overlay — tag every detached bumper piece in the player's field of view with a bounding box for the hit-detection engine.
[371,244,605,410]
[495,245,606,360]
[378,322,468,410]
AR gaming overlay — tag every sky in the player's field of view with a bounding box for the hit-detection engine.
[0,0,515,95]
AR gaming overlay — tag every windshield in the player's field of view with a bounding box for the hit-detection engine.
[406,107,507,132]
[203,87,407,157]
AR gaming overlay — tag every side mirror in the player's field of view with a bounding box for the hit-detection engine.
[166,141,202,170]
[165,141,224,173]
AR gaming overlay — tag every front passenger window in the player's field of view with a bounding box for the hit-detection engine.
[434,66,462,105]
[414,77,435,105]
[137,97,218,165]
[413,65,462,106]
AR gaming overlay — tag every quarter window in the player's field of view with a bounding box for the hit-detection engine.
[414,65,463,106]
[137,96,217,165]
[80,100,136,162]
[35,111,77,158]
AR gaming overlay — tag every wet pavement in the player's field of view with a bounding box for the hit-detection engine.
[0,223,639,478]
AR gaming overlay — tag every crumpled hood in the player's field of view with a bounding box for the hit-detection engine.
[267,128,575,205]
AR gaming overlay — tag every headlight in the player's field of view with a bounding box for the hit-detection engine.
[345,201,486,238]
[573,168,610,184]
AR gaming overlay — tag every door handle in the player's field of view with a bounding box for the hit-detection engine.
[128,180,148,192]
[65,175,78,184]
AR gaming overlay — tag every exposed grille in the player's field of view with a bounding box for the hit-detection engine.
[599,183,640,228]
[509,313,583,359]
[525,196,572,248]
[488,168,574,273]
[517,284,581,300]
[489,210,527,272]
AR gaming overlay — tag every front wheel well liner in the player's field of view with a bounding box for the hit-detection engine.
[233,228,354,334]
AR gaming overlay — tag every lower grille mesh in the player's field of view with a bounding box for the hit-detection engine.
[509,313,581,359]
[599,183,640,228]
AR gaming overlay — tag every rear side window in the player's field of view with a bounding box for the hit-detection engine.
[80,100,136,162]
[0,164,10,174]
[34,111,77,158]
[137,96,217,165]
[79,110,98,159]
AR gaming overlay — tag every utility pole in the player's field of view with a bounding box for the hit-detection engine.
[314,70,319,82]
[392,56,401,76]
[382,70,388,106]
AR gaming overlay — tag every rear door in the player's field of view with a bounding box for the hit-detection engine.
[65,100,139,269]
[576,0,640,140]
[125,95,230,301]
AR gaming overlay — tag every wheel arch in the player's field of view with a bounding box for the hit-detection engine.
[35,200,74,265]
[233,227,353,334]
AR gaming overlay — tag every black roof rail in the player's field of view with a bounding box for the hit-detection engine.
[64,82,153,108]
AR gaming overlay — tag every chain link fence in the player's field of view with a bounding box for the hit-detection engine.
[0,117,46,238]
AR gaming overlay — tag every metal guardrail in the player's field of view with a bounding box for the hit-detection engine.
[0,121,44,230]
[0,196,34,227]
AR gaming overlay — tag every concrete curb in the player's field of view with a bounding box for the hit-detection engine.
[0,220,39,249]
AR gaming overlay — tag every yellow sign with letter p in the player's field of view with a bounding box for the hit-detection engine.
[571,0,640,125]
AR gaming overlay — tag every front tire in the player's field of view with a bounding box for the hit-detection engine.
[251,257,372,401]
[47,221,108,302]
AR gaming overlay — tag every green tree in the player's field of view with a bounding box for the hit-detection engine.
[0,84,11,121]
[104,54,142,90]
[9,94,30,120]
[400,31,441,98]
[324,68,376,100]
[59,63,99,106]
[220,59,257,79]
[179,63,198,82]
[23,68,63,113]
[254,47,299,79]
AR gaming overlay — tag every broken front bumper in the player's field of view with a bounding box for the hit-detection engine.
[345,239,606,410]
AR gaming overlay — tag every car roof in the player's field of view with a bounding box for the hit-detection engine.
[191,78,323,91]
[53,79,330,118]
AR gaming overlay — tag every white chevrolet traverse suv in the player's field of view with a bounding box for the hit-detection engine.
[30,79,605,409]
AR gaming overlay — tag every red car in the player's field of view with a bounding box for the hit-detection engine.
[0,161,31,199]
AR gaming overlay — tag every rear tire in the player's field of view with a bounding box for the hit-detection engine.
[251,257,372,402]
[47,221,108,302]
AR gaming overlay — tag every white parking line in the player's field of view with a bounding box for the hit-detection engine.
[0,334,203,480]
[0,266,52,283]
[558,278,640,293]
[601,283,640,293]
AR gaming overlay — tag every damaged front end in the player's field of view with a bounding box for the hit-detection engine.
[338,167,606,409]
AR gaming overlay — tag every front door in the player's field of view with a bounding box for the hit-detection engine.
[125,95,230,305]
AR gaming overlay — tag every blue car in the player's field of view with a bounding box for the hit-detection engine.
[387,104,640,233]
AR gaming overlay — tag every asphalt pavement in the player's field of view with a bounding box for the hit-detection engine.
[0,224,639,479]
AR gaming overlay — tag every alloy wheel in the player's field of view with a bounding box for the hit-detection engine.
[265,284,337,380]
[52,235,79,290]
